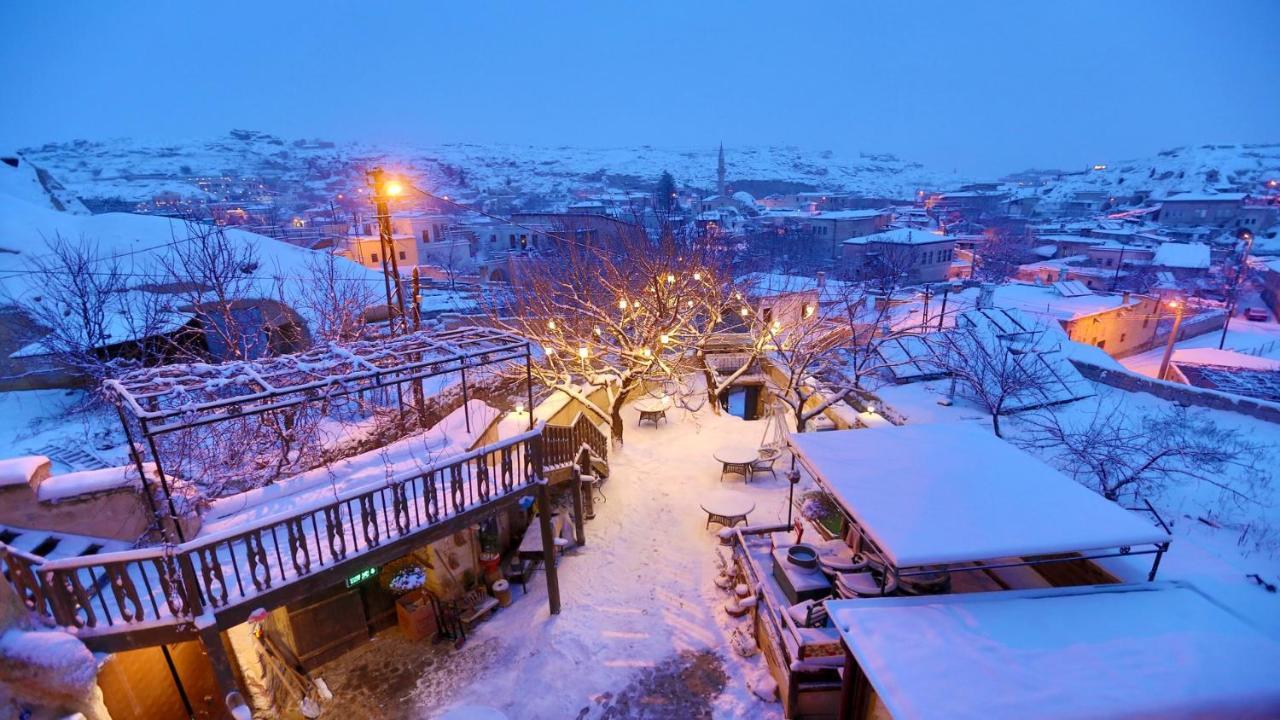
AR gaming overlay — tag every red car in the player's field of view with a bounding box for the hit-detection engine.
[1244,307,1269,322]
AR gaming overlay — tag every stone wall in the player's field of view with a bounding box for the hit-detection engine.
[1070,358,1280,424]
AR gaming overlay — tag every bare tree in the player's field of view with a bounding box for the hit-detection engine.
[970,227,1033,283]
[295,250,376,343]
[1017,399,1271,504]
[156,222,271,360]
[15,233,172,388]
[931,316,1063,437]
[743,280,853,432]
[490,224,738,442]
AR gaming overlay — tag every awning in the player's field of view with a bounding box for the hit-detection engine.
[788,423,1168,568]
[826,582,1280,720]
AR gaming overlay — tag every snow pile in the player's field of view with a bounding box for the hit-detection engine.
[0,627,99,699]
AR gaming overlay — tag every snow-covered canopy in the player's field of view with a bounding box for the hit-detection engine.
[789,423,1168,568]
[106,326,529,432]
[826,582,1280,720]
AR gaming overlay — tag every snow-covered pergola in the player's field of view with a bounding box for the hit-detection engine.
[826,582,1280,720]
[106,326,535,538]
[788,423,1170,585]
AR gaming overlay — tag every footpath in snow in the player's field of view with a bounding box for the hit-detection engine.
[313,401,792,719]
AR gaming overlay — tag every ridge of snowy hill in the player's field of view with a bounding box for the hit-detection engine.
[1008,142,1280,200]
[0,150,88,214]
[19,132,966,206]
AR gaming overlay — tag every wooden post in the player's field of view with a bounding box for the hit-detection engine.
[839,646,856,720]
[198,622,245,713]
[571,469,586,547]
[536,482,561,615]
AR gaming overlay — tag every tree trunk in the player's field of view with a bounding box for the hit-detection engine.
[610,397,626,445]
[991,412,1002,438]
[702,367,722,414]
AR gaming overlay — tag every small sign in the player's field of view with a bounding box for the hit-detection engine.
[345,566,378,588]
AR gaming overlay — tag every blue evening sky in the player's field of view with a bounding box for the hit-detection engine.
[2,0,1277,176]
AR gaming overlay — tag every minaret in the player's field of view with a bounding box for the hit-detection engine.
[717,142,726,196]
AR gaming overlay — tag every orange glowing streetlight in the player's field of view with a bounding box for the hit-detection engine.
[383,179,404,197]
[1157,298,1186,381]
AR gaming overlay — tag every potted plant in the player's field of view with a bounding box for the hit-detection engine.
[477,521,503,583]
[388,564,435,641]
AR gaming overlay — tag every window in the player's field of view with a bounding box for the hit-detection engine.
[422,230,430,243]
[1143,318,1149,328]
[1120,333,1127,343]
[399,251,406,260]
[762,307,773,324]
[370,252,379,263]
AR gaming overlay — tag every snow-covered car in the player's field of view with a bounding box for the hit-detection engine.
[1243,307,1268,322]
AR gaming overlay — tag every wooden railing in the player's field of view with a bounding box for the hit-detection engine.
[0,426,547,638]
[542,412,609,471]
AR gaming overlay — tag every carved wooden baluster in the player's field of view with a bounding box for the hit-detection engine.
[44,568,95,629]
[392,483,411,536]
[104,562,145,623]
[323,505,347,561]
[424,471,440,523]
[475,456,491,503]
[450,465,465,514]
[242,532,271,593]
[500,446,514,493]
[151,556,191,617]
[359,495,380,548]
[2,550,47,616]
[285,518,312,577]
[196,545,231,606]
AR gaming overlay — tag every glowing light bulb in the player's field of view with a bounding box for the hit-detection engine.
[383,180,404,196]
[693,272,702,281]
[547,320,557,330]
[740,307,750,317]
[660,334,671,345]
[578,346,589,359]
[618,299,628,310]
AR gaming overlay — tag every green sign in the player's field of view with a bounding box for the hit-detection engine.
[345,566,378,588]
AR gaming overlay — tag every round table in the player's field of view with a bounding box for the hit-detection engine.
[634,397,671,427]
[700,491,756,530]
[714,445,761,482]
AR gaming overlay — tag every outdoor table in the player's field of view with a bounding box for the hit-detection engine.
[700,491,756,530]
[713,444,761,482]
[634,397,671,427]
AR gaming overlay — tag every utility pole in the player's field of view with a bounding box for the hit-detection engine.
[366,168,409,335]
[1218,228,1255,350]
[1157,299,1185,381]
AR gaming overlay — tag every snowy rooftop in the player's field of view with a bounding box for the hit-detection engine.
[789,424,1168,568]
[1158,192,1248,202]
[842,227,950,246]
[827,582,1280,720]
[1153,242,1211,269]
[989,282,1143,321]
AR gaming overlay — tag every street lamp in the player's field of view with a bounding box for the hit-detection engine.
[1218,228,1256,349]
[1156,299,1186,381]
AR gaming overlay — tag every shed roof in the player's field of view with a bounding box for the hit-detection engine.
[789,423,1168,568]
[826,582,1280,720]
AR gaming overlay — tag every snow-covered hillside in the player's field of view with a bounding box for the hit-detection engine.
[1015,143,1280,201]
[19,132,966,206]
[0,151,381,346]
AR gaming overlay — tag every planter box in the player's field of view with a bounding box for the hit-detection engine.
[395,590,438,641]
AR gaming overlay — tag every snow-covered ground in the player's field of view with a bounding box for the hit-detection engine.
[305,400,792,719]
[1120,315,1280,377]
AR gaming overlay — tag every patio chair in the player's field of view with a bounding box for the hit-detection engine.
[750,452,779,481]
